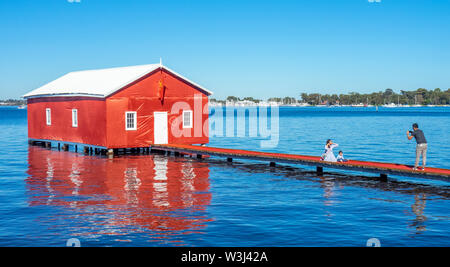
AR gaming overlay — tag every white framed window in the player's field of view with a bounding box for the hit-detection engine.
[72,109,78,127]
[125,111,137,131]
[46,108,51,126]
[183,110,193,129]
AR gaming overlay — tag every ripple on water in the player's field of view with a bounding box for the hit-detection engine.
[0,107,449,246]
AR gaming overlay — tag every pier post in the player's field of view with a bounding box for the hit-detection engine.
[380,174,388,181]
[227,158,233,163]
[317,166,324,175]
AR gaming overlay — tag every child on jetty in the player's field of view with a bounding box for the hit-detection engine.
[337,151,348,163]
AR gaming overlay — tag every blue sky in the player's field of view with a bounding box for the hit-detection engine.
[1,0,449,100]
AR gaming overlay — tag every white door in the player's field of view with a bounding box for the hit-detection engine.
[154,112,168,144]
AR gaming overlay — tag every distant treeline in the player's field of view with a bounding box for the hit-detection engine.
[211,88,450,105]
[210,96,298,104]
[0,99,25,106]
[301,88,450,105]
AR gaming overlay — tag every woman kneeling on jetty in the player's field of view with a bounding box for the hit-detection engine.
[322,139,339,162]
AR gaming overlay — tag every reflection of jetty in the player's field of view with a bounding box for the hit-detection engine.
[151,144,450,181]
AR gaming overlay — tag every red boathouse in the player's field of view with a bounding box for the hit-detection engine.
[23,63,213,151]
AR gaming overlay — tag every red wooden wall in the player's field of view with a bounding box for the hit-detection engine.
[27,97,107,147]
[27,68,210,148]
[105,68,209,148]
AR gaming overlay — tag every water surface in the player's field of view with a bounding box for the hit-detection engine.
[0,106,449,246]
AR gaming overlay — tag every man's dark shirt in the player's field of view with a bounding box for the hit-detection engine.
[411,129,427,144]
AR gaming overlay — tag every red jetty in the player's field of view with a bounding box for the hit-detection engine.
[150,144,450,181]
[23,63,212,152]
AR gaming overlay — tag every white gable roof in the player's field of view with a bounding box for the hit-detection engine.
[23,64,213,99]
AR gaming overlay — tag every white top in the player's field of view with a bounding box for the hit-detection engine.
[323,143,339,162]
[23,64,213,99]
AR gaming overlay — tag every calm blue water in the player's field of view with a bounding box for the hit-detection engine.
[0,106,449,247]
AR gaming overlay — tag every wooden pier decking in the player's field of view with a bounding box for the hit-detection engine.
[27,140,450,181]
[150,144,450,181]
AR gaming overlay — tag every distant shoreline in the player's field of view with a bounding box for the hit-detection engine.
[0,101,25,106]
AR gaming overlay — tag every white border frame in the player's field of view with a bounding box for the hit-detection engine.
[182,110,193,129]
[125,111,137,131]
[153,111,169,145]
[46,108,51,126]
[72,109,78,128]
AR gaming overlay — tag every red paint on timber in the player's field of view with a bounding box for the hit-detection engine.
[27,97,107,147]
[27,69,210,149]
[106,69,209,148]
[153,144,450,177]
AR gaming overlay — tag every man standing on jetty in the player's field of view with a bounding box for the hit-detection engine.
[407,123,428,171]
